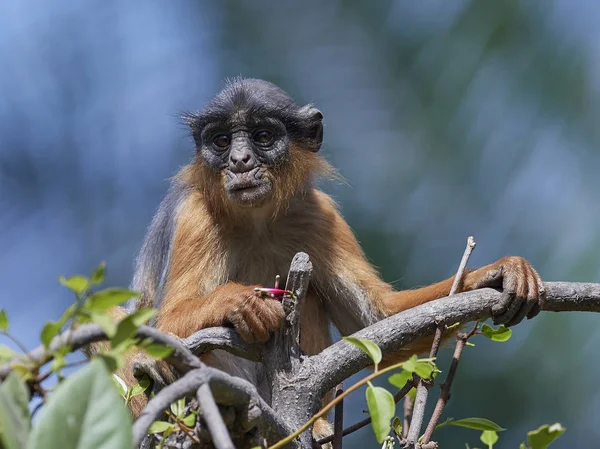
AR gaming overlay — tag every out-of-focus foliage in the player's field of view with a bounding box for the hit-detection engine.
[1,1,599,447]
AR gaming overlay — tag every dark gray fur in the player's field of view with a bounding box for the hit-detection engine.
[129,180,189,316]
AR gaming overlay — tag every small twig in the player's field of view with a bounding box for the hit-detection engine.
[402,395,414,440]
[420,320,479,445]
[1,331,30,356]
[317,376,416,445]
[333,383,344,449]
[165,409,201,444]
[404,237,476,447]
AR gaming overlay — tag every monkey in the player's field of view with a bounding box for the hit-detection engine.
[101,77,544,446]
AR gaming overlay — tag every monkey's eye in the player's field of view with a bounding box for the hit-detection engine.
[213,134,230,149]
[252,130,274,146]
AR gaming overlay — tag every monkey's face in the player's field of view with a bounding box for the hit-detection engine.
[198,119,290,207]
[186,78,324,208]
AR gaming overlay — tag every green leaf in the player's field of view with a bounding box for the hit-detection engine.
[171,398,185,417]
[85,288,139,312]
[28,359,133,449]
[50,353,66,373]
[0,372,30,420]
[0,309,8,332]
[40,322,62,348]
[400,355,435,379]
[481,324,512,342]
[435,417,506,432]
[148,421,174,434]
[343,337,382,365]
[519,444,527,449]
[480,430,499,448]
[58,275,89,295]
[388,371,413,389]
[182,412,197,427]
[111,308,156,350]
[130,377,151,397]
[89,312,118,338]
[527,423,566,449]
[0,372,31,449]
[0,344,16,362]
[90,262,107,285]
[111,374,128,397]
[365,385,395,443]
[392,417,402,436]
[141,343,174,360]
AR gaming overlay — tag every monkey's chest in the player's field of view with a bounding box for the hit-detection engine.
[224,238,295,288]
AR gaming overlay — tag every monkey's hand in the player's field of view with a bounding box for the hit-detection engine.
[220,284,285,344]
[464,256,545,327]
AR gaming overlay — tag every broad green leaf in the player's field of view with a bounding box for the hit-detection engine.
[171,398,185,417]
[527,423,566,449]
[182,412,196,427]
[148,421,174,434]
[392,417,402,436]
[58,275,89,295]
[388,371,413,389]
[0,344,16,362]
[0,372,30,420]
[85,288,139,312]
[0,309,8,332]
[29,359,133,449]
[40,322,61,348]
[130,377,151,397]
[89,312,117,338]
[480,430,498,448]
[90,262,106,285]
[343,337,382,365]
[111,374,128,397]
[365,385,395,443]
[111,308,156,349]
[481,324,512,342]
[436,417,506,432]
[0,375,30,449]
[141,343,174,359]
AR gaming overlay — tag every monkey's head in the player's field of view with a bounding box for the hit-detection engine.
[184,78,331,210]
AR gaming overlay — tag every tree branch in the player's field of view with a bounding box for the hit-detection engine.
[306,282,600,397]
[182,327,263,362]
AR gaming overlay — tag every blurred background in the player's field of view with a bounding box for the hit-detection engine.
[1,0,599,447]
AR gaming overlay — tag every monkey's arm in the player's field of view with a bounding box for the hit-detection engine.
[312,192,544,337]
[153,191,284,342]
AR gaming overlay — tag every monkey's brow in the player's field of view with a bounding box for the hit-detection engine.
[188,102,297,130]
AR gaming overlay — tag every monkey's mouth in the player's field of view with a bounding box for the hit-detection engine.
[224,170,273,205]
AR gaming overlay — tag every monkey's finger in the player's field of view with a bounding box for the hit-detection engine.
[506,272,538,326]
[527,268,545,320]
[476,267,503,289]
[491,270,517,316]
[262,299,285,328]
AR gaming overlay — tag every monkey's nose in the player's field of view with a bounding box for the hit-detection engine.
[229,146,255,173]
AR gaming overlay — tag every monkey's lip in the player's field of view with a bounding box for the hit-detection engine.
[227,181,263,192]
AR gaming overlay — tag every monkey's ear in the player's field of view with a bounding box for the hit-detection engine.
[299,106,324,152]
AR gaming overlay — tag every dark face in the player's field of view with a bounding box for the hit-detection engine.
[186,78,323,207]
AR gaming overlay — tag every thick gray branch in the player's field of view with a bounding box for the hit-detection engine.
[307,282,600,396]
[182,327,263,362]
[0,324,202,379]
